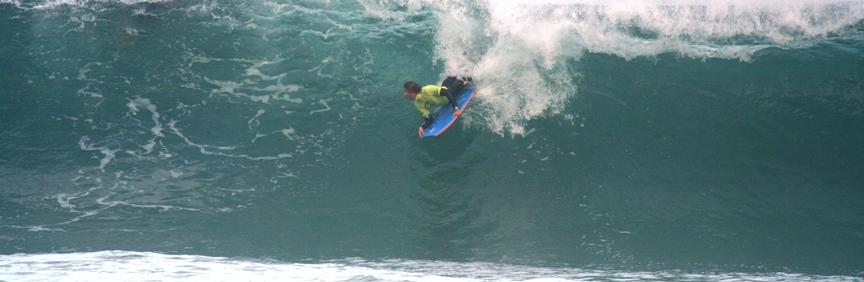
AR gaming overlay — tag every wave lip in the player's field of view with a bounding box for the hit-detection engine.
[368,0,864,135]
[1,251,861,282]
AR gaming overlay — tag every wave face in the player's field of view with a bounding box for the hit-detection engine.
[2,0,864,279]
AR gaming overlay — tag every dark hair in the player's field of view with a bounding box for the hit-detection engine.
[403,81,421,93]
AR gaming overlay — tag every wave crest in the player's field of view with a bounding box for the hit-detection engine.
[364,0,864,135]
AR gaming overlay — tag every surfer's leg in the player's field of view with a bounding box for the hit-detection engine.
[441,76,464,108]
[442,88,459,108]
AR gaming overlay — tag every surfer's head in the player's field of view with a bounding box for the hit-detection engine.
[402,81,421,100]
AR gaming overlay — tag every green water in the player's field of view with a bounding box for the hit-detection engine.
[1,0,864,279]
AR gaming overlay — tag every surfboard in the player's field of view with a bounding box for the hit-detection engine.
[418,86,477,138]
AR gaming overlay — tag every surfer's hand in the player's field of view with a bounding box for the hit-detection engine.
[454,107,463,117]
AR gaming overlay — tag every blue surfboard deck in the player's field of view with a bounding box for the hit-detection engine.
[418,86,477,138]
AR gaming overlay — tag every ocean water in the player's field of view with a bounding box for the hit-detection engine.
[1,0,864,281]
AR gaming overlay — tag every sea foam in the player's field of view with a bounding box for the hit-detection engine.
[0,251,859,282]
[362,0,864,135]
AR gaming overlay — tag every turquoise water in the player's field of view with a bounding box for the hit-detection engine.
[2,0,864,280]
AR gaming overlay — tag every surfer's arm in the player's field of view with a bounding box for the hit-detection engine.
[420,115,434,129]
[414,100,435,129]
[415,99,432,118]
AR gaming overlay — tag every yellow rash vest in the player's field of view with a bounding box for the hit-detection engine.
[414,85,449,118]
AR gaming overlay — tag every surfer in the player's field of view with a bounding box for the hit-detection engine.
[403,76,471,129]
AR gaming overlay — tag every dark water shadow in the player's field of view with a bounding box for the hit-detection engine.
[404,129,495,260]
